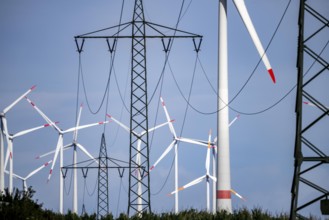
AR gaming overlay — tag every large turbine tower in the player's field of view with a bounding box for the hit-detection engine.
[217,0,276,212]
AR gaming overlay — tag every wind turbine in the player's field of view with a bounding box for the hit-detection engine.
[3,122,53,194]
[149,97,217,213]
[5,160,52,192]
[0,85,36,194]
[35,103,99,214]
[167,115,242,213]
[176,115,239,148]
[106,113,169,213]
[25,97,108,214]
[148,97,180,214]
[217,0,276,212]
[211,137,246,213]
[67,103,100,214]
[168,129,216,212]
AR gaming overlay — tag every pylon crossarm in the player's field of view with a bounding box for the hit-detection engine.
[75,22,132,38]
[303,157,329,162]
[73,21,202,40]
[145,21,202,38]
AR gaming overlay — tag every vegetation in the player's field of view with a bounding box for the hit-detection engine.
[0,188,291,219]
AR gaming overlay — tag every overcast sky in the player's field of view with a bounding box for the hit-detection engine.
[0,0,328,218]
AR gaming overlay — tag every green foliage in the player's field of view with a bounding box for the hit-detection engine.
[0,188,291,219]
[0,187,44,219]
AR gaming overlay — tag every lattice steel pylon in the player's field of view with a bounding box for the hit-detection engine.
[290,1,329,219]
[74,0,201,216]
[98,133,109,219]
[128,1,149,215]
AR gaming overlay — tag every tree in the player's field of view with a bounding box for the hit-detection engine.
[0,187,45,219]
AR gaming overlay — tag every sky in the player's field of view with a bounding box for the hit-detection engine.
[0,0,328,218]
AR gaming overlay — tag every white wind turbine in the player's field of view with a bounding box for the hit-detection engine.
[211,137,246,213]
[5,160,52,192]
[148,97,180,214]
[217,0,276,212]
[168,129,216,212]
[106,113,169,213]
[35,103,99,214]
[25,97,108,214]
[3,122,54,194]
[149,97,219,213]
[0,85,36,194]
[167,115,243,213]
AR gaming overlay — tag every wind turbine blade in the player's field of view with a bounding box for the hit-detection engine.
[48,135,63,182]
[169,175,206,195]
[160,97,177,138]
[177,137,208,147]
[12,122,53,138]
[4,170,23,180]
[35,149,56,160]
[145,121,170,135]
[3,85,36,114]
[25,97,61,132]
[36,145,71,159]
[23,181,28,192]
[209,175,217,183]
[63,121,108,134]
[3,117,13,169]
[303,101,329,109]
[73,103,83,142]
[213,137,217,144]
[15,174,24,180]
[233,0,276,83]
[205,130,212,175]
[4,140,12,169]
[212,147,217,163]
[107,114,140,137]
[303,101,316,107]
[25,160,52,180]
[231,189,246,201]
[228,114,240,127]
[211,114,238,148]
[150,140,176,172]
[106,114,131,132]
[76,143,98,164]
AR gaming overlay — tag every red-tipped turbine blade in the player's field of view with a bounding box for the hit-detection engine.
[3,85,36,114]
[233,0,276,84]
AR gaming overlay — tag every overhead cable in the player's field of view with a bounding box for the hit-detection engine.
[173,0,293,116]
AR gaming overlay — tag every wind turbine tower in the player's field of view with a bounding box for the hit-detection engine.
[217,0,276,212]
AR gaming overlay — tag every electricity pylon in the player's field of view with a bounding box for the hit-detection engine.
[61,133,136,219]
[74,0,202,216]
[97,133,109,219]
[290,1,329,219]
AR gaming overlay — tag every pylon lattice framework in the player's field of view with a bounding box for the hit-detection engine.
[74,0,202,216]
[98,133,109,219]
[61,133,135,219]
[290,0,329,219]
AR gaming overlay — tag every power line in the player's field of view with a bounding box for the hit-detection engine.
[150,0,196,197]
[76,0,126,116]
[170,0,293,116]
